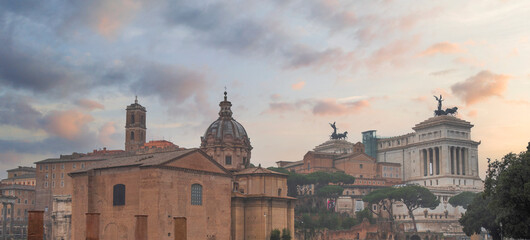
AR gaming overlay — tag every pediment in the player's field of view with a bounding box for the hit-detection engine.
[162,151,229,175]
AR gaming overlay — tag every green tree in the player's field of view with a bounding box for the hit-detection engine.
[459,193,501,240]
[270,229,281,240]
[281,228,292,240]
[316,185,344,198]
[390,185,439,232]
[482,144,530,238]
[448,191,477,209]
[356,208,375,224]
[363,187,396,229]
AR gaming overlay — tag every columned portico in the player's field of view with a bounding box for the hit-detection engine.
[420,147,442,177]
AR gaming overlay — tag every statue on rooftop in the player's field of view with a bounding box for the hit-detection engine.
[329,122,337,136]
[433,95,458,116]
[329,122,348,140]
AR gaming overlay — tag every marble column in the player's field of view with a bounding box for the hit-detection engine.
[423,149,428,176]
[461,148,466,176]
[456,147,460,175]
[450,146,455,175]
[429,148,434,176]
[435,147,440,175]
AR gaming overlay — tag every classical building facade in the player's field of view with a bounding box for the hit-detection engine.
[362,113,483,234]
[363,115,482,189]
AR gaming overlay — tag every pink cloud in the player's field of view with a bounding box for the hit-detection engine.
[420,42,464,56]
[467,110,478,117]
[292,81,306,90]
[44,110,94,140]
[429,69,457,76]
[98,121,118,146]
[270,94,282,101]
[76,99,104,110]
[451,70,511,105]
[431,88,452,98]
[412,96,428,103]
[312,99,370,116]
[454,57,485,68]
[366,36,420,69]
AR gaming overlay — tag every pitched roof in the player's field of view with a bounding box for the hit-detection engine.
[70,148,231,176]
[235,166,288,176]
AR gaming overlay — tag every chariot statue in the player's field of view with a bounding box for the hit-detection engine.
[433,95,458,116]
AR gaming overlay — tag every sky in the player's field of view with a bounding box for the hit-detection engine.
[0,0,529,179]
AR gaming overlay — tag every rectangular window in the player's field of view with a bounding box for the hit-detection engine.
[360,164,363,169]
[52,173,55,179]
[61,181,64,187]
[225,156,232,165]
[45,174,48,179]
[191,184,203,206]
[81,163,85,169]
[61,164,65,169]
[113,184,126,206]
[52,165,55,170]
[73,163,76,169]
[61,173,64,179]
[52,181,55,188]
[45,165,48,170]
[39,165,42,170]
[45,182,48,188]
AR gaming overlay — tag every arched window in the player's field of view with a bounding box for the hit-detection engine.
[131,114,135,124]
[191,184,202,206]
[130,131,134,140]
[113,184,126,206]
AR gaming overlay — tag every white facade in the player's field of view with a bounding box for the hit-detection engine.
[375,115,482,191]
[369,115,483,234]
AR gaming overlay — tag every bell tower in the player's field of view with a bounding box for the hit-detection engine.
[125,96,146,152]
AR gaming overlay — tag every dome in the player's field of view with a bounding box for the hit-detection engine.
[200,91,252,171]
[203,118,248,141]
[201,91,250,142]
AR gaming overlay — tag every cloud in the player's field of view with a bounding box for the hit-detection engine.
[291,81,306,90]
[312,99,370,116]
[265,100,313,114]
[98,121,120,146]
[76,99,105,110]
[131,61,207,104]
[430,69,457,76]
[412,96,428,103]
[163,1,356,71]
[467,110,478,117]
[0,94,42,129]
[44,110,94,140]
[366,37,420,69]
[420,42,464,56]
[0,41,90,97]
[303,0,357,32]
[270,94,282,101]
[451,70,510,105]
[264,98,371,116]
